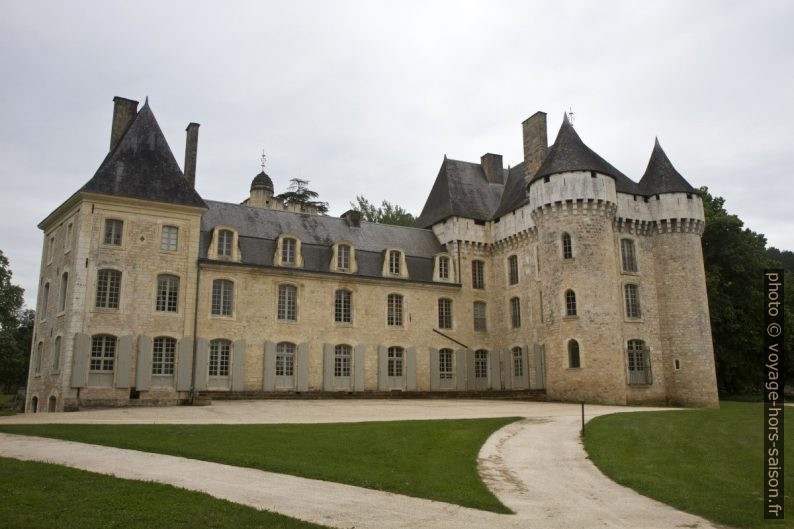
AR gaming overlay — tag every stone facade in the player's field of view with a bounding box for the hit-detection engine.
[25,98,719,412]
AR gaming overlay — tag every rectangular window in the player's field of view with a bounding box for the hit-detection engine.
[474,350,488,378]
[387,294,403,326]
[278,284,298,321]
[90,335,115,372]
[508,255,519,285]
[65,222,73,252]
[438,256,449,280]
[156,275,180,313]
[621,239,638,272]
[335,289,352,323]
[334,345,352,377]
[472,260,485,289]
[48,235,55,262]
[438,298,452,329]
[389,250,401,275]
[211,279,233,316]
[152,337,176,375]
[510,297,521,328]
[103,219,123,246]
[209,340,230,377]
[282,238,296,264]
[625,284,642,319]
[337,244,351,271]
[627,340,651,384]
[41,282,50,318]
[218,230,233,257]
[52,336,61,371]
[387,347,403,377]
[513,348,524,377]
[439,349,453,380]
[473,301,487,331]
[276,343,295,377]
[161,225,178,251]
[95,270,121,309]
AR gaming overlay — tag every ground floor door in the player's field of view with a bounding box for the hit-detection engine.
[387,347,404,390]
[276,343,296,389]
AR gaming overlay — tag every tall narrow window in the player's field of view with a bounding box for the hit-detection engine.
[389,250,401,275]
[335,289,352,323]
[387,346,403,377]
[562,232,573,260]
[152,337,176,375]
[161,225,178,251]
[211,279,233,316]
[277,284,298,321]
[95,270,121,309]
[52,336,61,371]
[276,342,295,377]
[337,244,351,271]
[334,344,352,377]
[474,350,488,378]
[58,272,68,312]
[209,339,231,377]
[438,298,452,329]
[439,348,453,379]
[387,294,403,327]
[48,236,55,262]
[217,229,233,257]
[90,335,116,372]
[34,342,43,375]
[621,239,638,272]
[473,301,487,331]
[282,237,297,265]
[65,222,73,252]
[627,339,651,384]
[103,219,123,246]
[565,289,577,317]
[156,274,180,313]
[438,256,450,280]
[512,346,524,377]
[508,255,519,285]
[568,339,580,368]
[510,297,521,328]
[624,284,642,319]
[41,282,50,318]
[472,260,485,289]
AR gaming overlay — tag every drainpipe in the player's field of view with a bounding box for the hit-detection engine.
[189,263,202,403]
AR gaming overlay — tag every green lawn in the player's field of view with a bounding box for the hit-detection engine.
[0,456,328,529]
[0,394,15,416]
[0,417,516,513]
[583,401,792,529]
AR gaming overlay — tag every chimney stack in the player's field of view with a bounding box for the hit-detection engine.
[110,96,139,152]
[184,122,200,188]
[341,209,362,227]
[480,153,504,184]
[522,111,548,180]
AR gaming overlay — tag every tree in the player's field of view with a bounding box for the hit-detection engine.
[350,195,416,227]
[0,250,31,393]
[275,178,329,214]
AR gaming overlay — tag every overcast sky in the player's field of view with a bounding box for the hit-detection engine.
[1,0,792,307]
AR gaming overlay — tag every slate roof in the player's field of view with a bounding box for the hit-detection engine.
[251,170,274,191]
[200,201,446,282]
[532,115,639,194]
[638,138,696,195]
[492,162,529,219]
[79,101,207,209]
[414,158,506,229]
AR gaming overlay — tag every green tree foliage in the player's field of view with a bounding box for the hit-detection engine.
[350,195,416,227]
[275,178,329,214]
[700,188,794,393]
[0,250,32,393]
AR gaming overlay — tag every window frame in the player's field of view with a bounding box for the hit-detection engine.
[52,336,61,372]
[627,339,652,384]
[512,346,524,377]
[160,225,179,252]
[438,298,453,330]
[562,232,573,260]
[474,349,488,378]
[473,301,487,332]
[565,289,577,317]
[472,260,485,289]
[438,255,450,280]
[277,284,298,321]
[103,219,123,247]
[275,342,296,377]
[439,348,454,380]
[389,249,402,275]
[281,237,297,265]
[95,269,121,310]
[155,274,180,313]
[152,336,176,375]
[58,272,68,313]
[334,289,352,324]
[90,335,116,373]
[568,339,581,369]
[210,279,234,317]
[387,293,404,327]
[510,297,521,328]
[624,283,642,319]
[387,346,404,377]
[508,255,519,285]
[337,243,351,272]
[620,238,638,273]
[334,344,352,377]
[209,339,231,377]
[217,229,234,258]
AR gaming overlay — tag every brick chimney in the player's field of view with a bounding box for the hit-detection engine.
[109,97,139,152]
[480,153,504,184]
[522,111,548,180]
[184,123,200,188]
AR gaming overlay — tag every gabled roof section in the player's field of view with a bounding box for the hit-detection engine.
[415,157,504,229]
[532,115,639,194]
[639,138,696,195]
[492,162,528,218]
[79,101,207,209]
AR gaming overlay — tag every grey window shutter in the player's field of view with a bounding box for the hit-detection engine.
[194,338,209,391]
[323,344,333,391]
[489,348,500,390]
[354,345,365,392]
[297,343,309,391]
[135,335,152,390]
[115,335,134,389]
[232,340,246,391]
[502,349,512,390]
[455,349,467,390]
[377,345,387,390]
[263,341,276,391]
[406,347,417,391]
[522,345,530,388]
[467,349,476,390]
[534,343,545,389]
[70,333,90,388]
[176,337,194,391]
[429,348,439,391]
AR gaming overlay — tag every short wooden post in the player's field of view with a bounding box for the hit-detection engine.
[581,401,585,436]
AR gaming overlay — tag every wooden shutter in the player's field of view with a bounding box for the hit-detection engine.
[176,337,194,391]
[354,345,365,392]
[231,340,246,391]
[406,347,417,391]
[297,343,309,391]
[70,333,89,388]
[429,348,439,391]
[377,345,387,390]
[323,344,334,390]
[194,338,209,391]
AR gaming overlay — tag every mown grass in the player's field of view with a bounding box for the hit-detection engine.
[0,417,517,513]
[0,456,329,529]
[583,401,792,529]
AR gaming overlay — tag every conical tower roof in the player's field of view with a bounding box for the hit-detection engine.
[79,100,206,208]
[638,138,695,195]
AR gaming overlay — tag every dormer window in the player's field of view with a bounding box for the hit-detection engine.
[282,237,297,265]
[438,256,450,280]
[218,229,233,258]
[389,250,401,275]
[337,244,351,271]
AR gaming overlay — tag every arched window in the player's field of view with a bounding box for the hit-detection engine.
[276,342,296,377]
[472,260,485,289]
[512,346,524,377]
[508,255,519,285]
[30,396,38,413]
[337,244,351,271]
[473,301,487,331]
[510,297,521,328]
[152,337,176,375]
[334,344,352,377]
[439,348,454,379]
[387,294,403,327]
[281,237,297,265]
[568,340,580,368]
[627,339,651,384]
[474,350,489,378]
[624,284,641,319]
[277,284,298,321]
[387,346,404,377]
[562,232,573,260]
[52,336,61,372]
[217,229,234,258]
[156,274,180,313]
[47,396,56,412]
[59,272,68,312]
[211,279,233,316]
[96,269,121,309]
[209,339,231,377]
[335,289,352,323]
[565,290,577,317]
[621,239,637,272]
[389,250,402,275]
[438,298,452,329]
[90,335,116,372]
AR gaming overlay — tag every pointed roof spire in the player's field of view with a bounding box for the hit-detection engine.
[531,114,638,193]
[638,138,696,195]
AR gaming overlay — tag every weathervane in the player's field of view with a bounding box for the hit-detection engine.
[567,107,575,126]
[260,150,267,172]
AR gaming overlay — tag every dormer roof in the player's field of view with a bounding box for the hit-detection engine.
[638,138,696,195]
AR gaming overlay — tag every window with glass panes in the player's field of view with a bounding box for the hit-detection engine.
[96,270,121,309]
[439,348,453,379]
[438,256,450,279]
[278,284,298,321]
[387,294,403,326]
[282,238,297,264]
[218,229,233,257]
[152,337,176,375]
[161,225,178,251]
[562,232,573,259]
[568,340,580,368]
[211,279,233,316]
[621,239,637,272]
[90,335,116,372]
[335,289,352,323]
[337,244,351,271]
[472,260,485,289]
[473,301,487,331]
[565,290,577,316]
[156,275,179,312]
[510,297,521,328]
[388,346,403,376]
[512,347,524,377]
[389,250,401,275]
[334,344,352,377]
[209,339,231,376]
[624,284,641,318]
[276,342,295,376]
[508,255,519,285]
[474,350,488,378]
[438,298,452,329]
[103,219,123,246]
[52,336,61,371]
